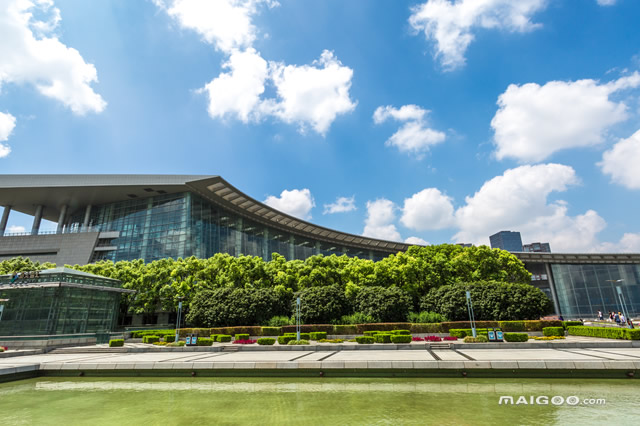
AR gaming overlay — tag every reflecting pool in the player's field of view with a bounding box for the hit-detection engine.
[0,377,637,425]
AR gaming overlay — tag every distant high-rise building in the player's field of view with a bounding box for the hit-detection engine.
[456,243,473,248]
[489,231,523,252]
[523,242,551,253]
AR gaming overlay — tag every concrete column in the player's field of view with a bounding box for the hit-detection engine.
[82,205,92,230]
[56,204,68,234]
[0,205,10,236]
[31,205,43,235]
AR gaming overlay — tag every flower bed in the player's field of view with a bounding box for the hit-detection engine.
[233,339,257,344]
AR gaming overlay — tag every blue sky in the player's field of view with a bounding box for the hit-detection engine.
[1,0,640,252]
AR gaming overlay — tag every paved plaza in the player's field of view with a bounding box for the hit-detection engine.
[2,346,640,377]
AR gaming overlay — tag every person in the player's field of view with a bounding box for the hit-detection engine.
[620,313,626,324]
[615,312,620,324]
[609,312,614,322]
[628,319,634,329]
[598,310,603,321]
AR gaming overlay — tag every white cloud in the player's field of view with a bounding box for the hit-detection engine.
[362,199,401,242]
[492,73,640,162]
[452,164,608,252]
[264,188,315,220]
[0,0,106,114]
[599,233,640,252]
[0,112,16,158]
[7,225,25,234]
[323,196,356,214]
[409,0,546,71]
[156,1,354,135]
[400,188,455,231]
[265,50,356,135]
[199,48,268,122]
[156,0,277,54]
[596,0,616,6]
[373,105,446,158]
[405,236,429,245]
[600,129,640,190]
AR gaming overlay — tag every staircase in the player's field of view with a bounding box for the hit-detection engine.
[48,347,127,354]
[429,343,451,350]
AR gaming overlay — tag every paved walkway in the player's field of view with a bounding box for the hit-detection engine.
[1,347,640,376]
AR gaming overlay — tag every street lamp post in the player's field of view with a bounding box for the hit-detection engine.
[465,291,476,338]
[175,297,184,343]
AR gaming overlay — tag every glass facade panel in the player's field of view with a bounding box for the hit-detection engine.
[551,264,640,318]
[68,192,391,263]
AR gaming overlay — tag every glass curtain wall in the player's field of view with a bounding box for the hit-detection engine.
[71,192,390,263]
[551,264,640,318]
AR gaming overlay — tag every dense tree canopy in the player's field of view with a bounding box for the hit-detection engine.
[2,244,542,325]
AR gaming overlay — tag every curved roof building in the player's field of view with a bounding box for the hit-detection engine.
[0,175,409,265]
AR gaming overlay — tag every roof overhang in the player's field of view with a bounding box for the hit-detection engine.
[514,252,640,264]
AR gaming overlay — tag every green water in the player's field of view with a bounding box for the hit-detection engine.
[0,377,636,425]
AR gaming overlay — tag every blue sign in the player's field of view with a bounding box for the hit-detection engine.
[186,336,191,345]
[488,331,496,341]
[496,331,503,341]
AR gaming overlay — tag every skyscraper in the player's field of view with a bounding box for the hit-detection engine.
[523,242,551,253]
[489,231,523,252]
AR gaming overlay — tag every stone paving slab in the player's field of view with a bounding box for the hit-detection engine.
[330,350,435,361]
[459,349,609,361]
[432,350,468,361]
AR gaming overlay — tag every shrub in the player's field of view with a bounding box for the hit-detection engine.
[440,321,498,332]
[257,338,276,345]
[235,333,250,341]
[210,334,219,342]
[391,329,411,335]
[281,324,334,334]
[334,312,375,325]
[410,323,444,334]
[267,315,294,327]
[391,335,412,344]
[318,339,344,343]
[356,323,412,333]
[412,337,424,341]
[209,326,262,336]
[463,335,489,343]
[543,327,565,337]
[407,311,447,323]
[567,326,640,340]
[424,336,442,342]
[310,332,327,340]
[295,285,350,324]
[196,337,214,346]
[233,339,257,344]
[261,327,281,336]
[142,335,160,344]
[187,288,291,327]
[284,332,311,340]
[216,335,232,343]
[167,341,186,347]
[363,331,380,337]
[421,281,553,321]
[178,328,214,337]
[277,335,296,345]
[562,321,583,329]
[108,339,124,347]
[374,333,393,344]
[131,329,175,338]
[498,321,525,332]
[353,286,412,323]
[287,339,310,345]
[503,333,529,342]
[531,336,565,340]
[523,320,563,331]
[333,325,357,335]
[356,336,374,344]
[449,328,491,338]
[443,336,458,341]
[164,335,176,343]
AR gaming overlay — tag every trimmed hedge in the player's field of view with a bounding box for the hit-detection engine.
[391,329,411,335]
[524,320,563,331]
[449,328,491,338]
[503,333,529,342]
[196,337,214,346]
[463,335,489,343]
[235,333,250,341]
[363,331,380,337]
[261,327,281,336]
[562,321,583,329]
[567,326,640,340]
[216,335,232,343]
[409,323,444,334]
[310,332,327,340]
[356,323,412,333]
[210,326,262,336]
[287,339,310,345]
[167,341,186,347]
[164,335,176,343]
[284,332,311,340]
[108,339,124,347]
[277,335,296,345]
[498,321,525,332]
[356,336,374,344]
[142,335,160,344]
[131,329,175,338]
[281,324,334,334]
[178,328,213,337]
[543,327,565,337]
[333,325,357,335]
[257,338,276,345]
[374,333,393,344]
[390,335,412,344]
